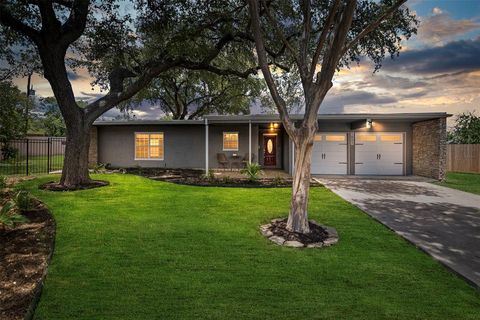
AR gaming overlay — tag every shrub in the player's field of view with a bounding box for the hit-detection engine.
[93,163,106,174]
[0,175,7,189]
[240,162,262,183]
[272,176,285,186]
[1,144,18,161]
[13,190,33,212]
[203,169,216,181]
[221,176,233,184]
[0,202,28,229]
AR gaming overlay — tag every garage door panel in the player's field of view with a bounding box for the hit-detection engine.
[355,163,377,175]
[356,151,378,162]
[355,132,404,176]
[321,162,348,174]
[377,164,403,175]
[311,133,347,175]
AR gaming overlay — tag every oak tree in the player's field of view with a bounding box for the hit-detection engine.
[0,0,258,188]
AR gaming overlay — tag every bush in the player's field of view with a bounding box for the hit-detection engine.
[1,144,18,161]
[272,176,286,186]
[0,175,7,189]
[13,190,33,211]
[0,202,28,229]
[240,162,262,183]
[203,169,216,181]
[93,163,107,174]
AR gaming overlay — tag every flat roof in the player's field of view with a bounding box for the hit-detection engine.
[93,113,451,126]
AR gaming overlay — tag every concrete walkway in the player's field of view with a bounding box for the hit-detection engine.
[315,177,480,288]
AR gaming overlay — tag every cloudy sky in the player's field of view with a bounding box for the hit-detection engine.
[11,0,480,120]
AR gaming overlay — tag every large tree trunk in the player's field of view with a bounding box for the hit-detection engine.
[287,127,317,234]
[59,117,93,187]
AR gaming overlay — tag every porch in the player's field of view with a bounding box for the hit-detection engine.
[204,118,290,173]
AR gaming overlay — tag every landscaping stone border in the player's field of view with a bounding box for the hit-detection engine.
[260,218,338,248]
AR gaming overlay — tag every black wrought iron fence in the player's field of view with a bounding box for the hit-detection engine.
[0,137,66,176]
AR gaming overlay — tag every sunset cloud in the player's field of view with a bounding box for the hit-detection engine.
[418,13,480,45]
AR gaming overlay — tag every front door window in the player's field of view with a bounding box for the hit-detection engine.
[264,135,276,166]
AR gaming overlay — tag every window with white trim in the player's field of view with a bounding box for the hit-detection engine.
[135,133,164,160]
[223,132,239,151]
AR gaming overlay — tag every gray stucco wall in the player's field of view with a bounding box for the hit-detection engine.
[97,124,260,169]
[97,125,206,168]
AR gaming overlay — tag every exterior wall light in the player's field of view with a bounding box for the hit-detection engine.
[269,122,279,131]
[366,119,372,129]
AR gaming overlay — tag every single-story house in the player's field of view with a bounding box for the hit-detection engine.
[89,113,450,180]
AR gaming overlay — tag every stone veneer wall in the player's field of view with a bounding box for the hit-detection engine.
[88,126,98,167]
[412,118,447,180]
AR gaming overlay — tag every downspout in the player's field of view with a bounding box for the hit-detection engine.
[248,120,252,164]
[205,118,209,173]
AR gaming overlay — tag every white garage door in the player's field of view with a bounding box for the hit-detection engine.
[355,133,404,175]
[311,133,348,175]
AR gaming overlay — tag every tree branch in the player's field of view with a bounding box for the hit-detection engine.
[299,0,311,79]
[59,0,90,49]
[342,0,407,56]
[0,3,41,43]
[248,0,296,137]
[260,0,307,84]
[309,0,341,79]
[37,0,62,34]
[307,0,356,123]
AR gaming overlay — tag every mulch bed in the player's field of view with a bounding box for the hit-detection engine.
[269,218,329,244]
[123,168,321,188]
[260,218,339,248]
[39,180,109,191]
[0,194,56,320]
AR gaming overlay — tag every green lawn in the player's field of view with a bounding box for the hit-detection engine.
[438,172,480,195]
[22,174,480,320]
[0,154,64,176]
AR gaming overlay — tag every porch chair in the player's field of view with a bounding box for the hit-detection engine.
[217,153,230,170]
[242,153,255,167]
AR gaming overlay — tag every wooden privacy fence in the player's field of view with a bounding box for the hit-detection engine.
[447,144,480,173]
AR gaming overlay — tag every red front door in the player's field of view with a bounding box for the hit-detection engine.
[263,135,277,166]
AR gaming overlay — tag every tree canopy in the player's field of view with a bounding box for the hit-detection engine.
[449,112,480,144]
[128,68,263,120]
[0,81,29,142]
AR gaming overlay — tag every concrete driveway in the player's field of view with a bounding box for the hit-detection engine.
[315,177,480,288]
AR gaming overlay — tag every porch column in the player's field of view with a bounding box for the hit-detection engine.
[205,118,209,173]
[248,120,252,164]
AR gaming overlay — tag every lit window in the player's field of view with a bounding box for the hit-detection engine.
[135,133,164,160]
[380,134,402,142]
[314,134,322,141]
[357,134,377,142]
[326,135,345,142]
[223,132,239,151]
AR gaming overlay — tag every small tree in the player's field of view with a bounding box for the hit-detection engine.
[0,81,29,141]
[43,109,67,137]
[248,0,417,233]
[448,112,480,144]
